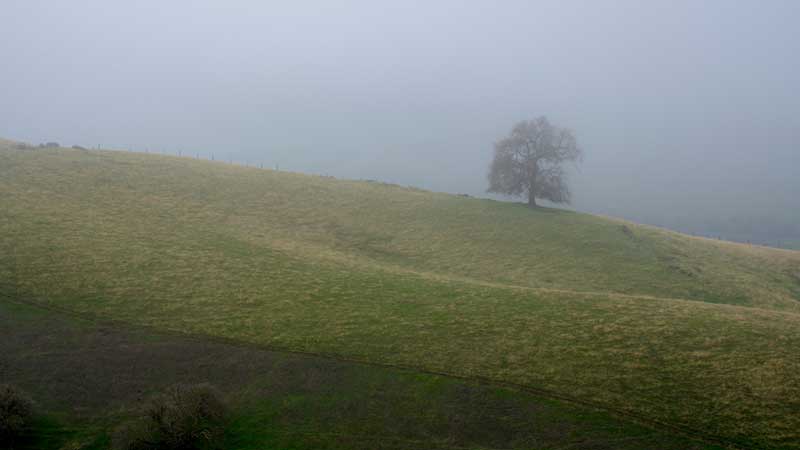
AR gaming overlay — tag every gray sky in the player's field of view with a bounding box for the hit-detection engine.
[2,1,799,241]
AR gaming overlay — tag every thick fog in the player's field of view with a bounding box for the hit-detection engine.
[2,1,798,245]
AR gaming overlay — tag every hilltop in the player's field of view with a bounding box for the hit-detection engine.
[2,140,800,448]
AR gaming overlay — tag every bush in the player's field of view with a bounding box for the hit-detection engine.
[113,383,227,450]
[0,384,35,447]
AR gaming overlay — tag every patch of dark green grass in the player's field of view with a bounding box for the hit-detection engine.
[1,300,719,450]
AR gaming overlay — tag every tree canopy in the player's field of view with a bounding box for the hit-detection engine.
[488,117,581,206]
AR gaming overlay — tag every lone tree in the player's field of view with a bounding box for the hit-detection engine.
[488,116,582,207]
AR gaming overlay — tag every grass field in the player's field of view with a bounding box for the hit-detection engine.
[2,139,800,448]
[1,300,719,450]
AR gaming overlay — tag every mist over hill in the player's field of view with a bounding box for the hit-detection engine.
[2,1,798,247]
[4,2,800,449]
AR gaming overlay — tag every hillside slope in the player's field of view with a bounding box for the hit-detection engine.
[2,141,800,448]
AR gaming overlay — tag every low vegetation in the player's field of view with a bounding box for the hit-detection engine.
[2,140,799,448]
[112,384,227,450]
[0,384,35,449]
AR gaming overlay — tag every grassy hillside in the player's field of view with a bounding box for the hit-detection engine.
[2,140,800,448]
[2,300,718,450]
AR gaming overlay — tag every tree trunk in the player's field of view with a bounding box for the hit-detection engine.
[528,161,539,208]
[528,191,537,207]
[528,172,537,207]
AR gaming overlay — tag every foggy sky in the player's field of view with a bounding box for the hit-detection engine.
[2,1,799,241]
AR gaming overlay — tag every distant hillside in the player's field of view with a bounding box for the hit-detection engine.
[784,239,800,250]
[2,140,800,448]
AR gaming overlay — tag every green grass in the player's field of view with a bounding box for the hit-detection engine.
[2,300,716,450]
[2,140,800,448]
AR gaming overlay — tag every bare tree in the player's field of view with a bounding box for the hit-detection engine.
[488,116,582,207]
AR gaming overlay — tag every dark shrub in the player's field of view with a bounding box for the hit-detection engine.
[113,383,227,450]
[0,384,35,447]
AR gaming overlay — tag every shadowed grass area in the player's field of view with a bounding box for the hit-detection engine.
[1,301,719,450]
[2,141,800,448]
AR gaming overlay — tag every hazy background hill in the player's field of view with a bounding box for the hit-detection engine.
[2,1,798,248]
